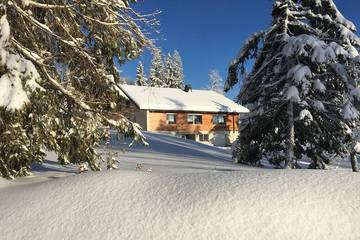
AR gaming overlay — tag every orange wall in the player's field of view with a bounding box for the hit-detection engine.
[148,111,239,133]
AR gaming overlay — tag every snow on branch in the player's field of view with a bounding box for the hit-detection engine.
[287,64,312,89]
[21,1,74,9]
[326,0,357,31]
[0,15,42,110]
[285,85,301,103]
[293,9,360,47]
[283,34,348,63]
[342,101,359,120]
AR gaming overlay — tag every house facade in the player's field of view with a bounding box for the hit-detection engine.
[118,85,249,146]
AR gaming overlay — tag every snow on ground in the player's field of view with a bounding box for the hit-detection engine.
[9,132,245,186]
[0,177,10,189]
[1,170,360,240]
[0,132,360,240]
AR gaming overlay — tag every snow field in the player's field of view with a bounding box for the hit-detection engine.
[1,132,359,240]
[0,170,359,240]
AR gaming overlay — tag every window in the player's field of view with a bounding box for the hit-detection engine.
[213,114,226,125]
[166,113,176,124]
[199,134,209,142]
[187,114,202,124]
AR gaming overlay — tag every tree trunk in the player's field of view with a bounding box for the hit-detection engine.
[350,151,359,172]
[285,101,295,169]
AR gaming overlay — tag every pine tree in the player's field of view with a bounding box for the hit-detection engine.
[149,48,166,87]
[0,1,153,179]
[135,61,147,86]
[171,50,185,89]
[163,50,185,89]
[207,69,224,94]
[225,0,360,169]
[149,49,184,89]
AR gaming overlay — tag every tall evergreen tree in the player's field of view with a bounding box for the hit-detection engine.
[135,61,147,86]
[164,53,175,87]
[148,49,184,89]
[149,48,166,87]
[163,50,185,89]
[207,69,224,94]
[0,0,152,179]
[225,0,360,169]
[171,50,185,89]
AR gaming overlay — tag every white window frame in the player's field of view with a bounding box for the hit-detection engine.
[213,114,226,125]
[187,114,203,125]
[166,113,176,124]
[199,134,209,142]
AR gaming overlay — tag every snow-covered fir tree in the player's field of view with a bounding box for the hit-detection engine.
[148,49,184,88]
[135,61,147,86]
[149,48,166,87]
[225,0,360,170]
[164,53,175,87]
[207,69,224,94]
[163,50,185,88]
[0,0,154,179]
[171,50,185,89]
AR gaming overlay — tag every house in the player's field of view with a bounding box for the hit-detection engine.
[118,84,249,146]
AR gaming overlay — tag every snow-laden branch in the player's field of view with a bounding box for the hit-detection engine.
[22,0,73,9]
[225,31,265,92]
[12,2,76,48]
[292,10,360,46]
[12,1,99,69]
[11,38,44,64]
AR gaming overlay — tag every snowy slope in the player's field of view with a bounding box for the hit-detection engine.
[104,131,245,173]
[0,132,360,240]
[20,132,244,184]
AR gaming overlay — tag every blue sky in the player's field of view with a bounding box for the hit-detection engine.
[121,0,360,98]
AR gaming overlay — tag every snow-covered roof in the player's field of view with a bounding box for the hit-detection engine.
[119,85,249,113]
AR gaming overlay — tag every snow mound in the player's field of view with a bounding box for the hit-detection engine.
[1,170,360,240]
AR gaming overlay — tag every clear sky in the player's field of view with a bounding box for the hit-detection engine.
[120,0,360,98]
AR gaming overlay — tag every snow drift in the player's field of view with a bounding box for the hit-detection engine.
[0,170,359,240]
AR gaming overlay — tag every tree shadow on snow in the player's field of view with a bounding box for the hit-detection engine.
[31,160,77,174]
[108,131,233,163]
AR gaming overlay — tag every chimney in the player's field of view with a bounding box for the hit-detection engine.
[184,84,192,92]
